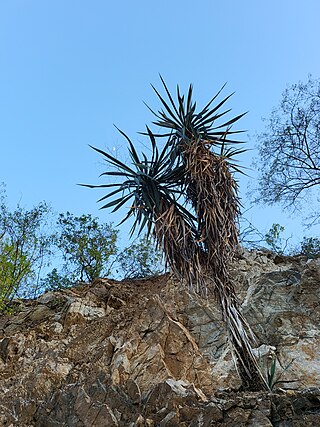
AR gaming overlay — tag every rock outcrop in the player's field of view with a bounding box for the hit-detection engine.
[0,251,319,426]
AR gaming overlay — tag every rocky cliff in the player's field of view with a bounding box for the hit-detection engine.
[0,251,319,426]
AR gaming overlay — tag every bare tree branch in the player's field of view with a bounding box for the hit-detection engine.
[253,76,320,222]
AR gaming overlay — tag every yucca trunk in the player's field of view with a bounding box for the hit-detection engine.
[153,200,208,296]
[183,141,269,391]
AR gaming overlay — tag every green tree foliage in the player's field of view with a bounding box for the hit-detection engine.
[0,239,32,308]
[0,186,166,300]
[40,268,74,291]
[264,224,286,254]
[117,235,164,279]
[240,217,320,258]
[254,76,320,223]
[53,212,118,283]
[298,236,320,259]
[0,189,52,309]
[240,220,287,253]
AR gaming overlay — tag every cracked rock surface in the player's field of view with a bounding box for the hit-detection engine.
[0,251,319,426]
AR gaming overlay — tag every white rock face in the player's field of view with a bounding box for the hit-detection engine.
[66,297,107,318]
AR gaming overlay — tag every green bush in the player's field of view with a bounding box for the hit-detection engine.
[40,268,74,292]
[0,189,53,309]
[53,212,118,283]
[117,235,164,279]
[299,237,320,259]
[264,223,286,254]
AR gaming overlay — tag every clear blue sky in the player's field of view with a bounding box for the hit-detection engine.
[1,0,319,247]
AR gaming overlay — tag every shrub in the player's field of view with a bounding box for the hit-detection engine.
[117,235,164,279]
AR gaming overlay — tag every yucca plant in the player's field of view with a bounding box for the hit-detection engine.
[147,77,269,391]
[84,79,269,391]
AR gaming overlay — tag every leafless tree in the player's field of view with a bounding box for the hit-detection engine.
[254,76,320,224]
